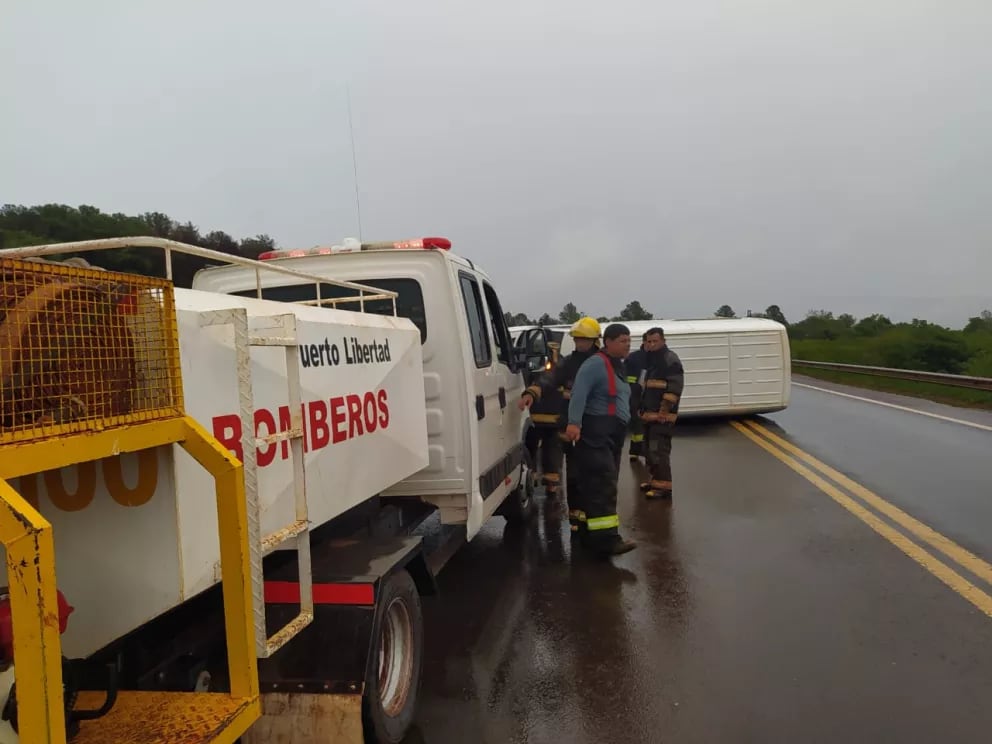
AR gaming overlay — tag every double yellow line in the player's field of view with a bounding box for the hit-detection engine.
[732,419,992,619]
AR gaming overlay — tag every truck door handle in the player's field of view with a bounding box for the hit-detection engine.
[476,394,485,420]
[498,387,507,409]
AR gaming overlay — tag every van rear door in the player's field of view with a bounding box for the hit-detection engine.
[729,330,788,411]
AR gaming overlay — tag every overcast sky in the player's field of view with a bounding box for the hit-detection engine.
[3,0,990,326]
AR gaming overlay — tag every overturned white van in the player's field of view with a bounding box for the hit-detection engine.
[511,317,791,417]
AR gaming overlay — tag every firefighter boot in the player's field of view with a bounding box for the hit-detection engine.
[586,533,637,558]
[645,480,673,500]
[603,537,637,556]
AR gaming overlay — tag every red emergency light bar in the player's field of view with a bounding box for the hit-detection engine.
[258,236,450,260]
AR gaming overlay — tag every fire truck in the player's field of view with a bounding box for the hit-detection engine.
[0,235,542,743]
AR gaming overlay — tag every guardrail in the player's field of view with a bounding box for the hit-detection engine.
[791,360,992,392]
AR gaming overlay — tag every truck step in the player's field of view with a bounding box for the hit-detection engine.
[264,608,315,657]
[260,519,310,556]
[71,690,258,744]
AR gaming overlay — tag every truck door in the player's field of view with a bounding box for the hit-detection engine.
[480,279,525,449]
[457,272,505,496]
[479,279,526,500]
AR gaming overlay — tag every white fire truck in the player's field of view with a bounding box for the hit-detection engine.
[0,235,544,743]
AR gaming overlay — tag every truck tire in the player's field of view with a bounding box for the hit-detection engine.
[501,456,536,525]
[363,569,423,744]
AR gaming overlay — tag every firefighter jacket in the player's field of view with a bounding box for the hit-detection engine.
[625,346,646,412]
[522,347,598,430]
[639,346,685,428]
[524,358,562,428]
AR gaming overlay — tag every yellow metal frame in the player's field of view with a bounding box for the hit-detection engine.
[0,416,260,743]
[178,416,259,702]
[0,480,65,742]
[0,418,187,480]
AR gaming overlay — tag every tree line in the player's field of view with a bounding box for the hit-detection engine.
[504,302,787,328]
[783,309,992,377]
[505,301,992,377]
[4,204,989,377]
[504,300,657,329]
[723,305,991,376]
[0,203,277,287]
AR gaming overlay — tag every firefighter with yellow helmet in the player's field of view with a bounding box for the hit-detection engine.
[519,316,602,532]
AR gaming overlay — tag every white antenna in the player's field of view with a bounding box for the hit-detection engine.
[347,85,363,241]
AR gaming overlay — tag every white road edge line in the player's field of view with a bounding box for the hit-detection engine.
[793,382,992,432]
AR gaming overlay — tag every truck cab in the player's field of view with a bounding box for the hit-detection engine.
[191,237,536,536]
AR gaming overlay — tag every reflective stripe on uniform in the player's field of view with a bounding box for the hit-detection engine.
[630,433,644,442]
[625,375,638,383]
[646,379,668,389]
[530,413,560,424]
[568,509,587,522]
[543,472,561,483]
[586,514,620,531]
[662,392,679,403]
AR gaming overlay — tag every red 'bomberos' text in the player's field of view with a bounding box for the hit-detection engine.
[212,388,390,466]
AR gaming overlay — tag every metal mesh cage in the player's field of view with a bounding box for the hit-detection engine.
[0,257,184,444]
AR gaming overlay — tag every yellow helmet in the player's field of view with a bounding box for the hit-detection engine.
[569,316,601,339]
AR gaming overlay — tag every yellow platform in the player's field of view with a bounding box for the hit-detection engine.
[72,691,259,744]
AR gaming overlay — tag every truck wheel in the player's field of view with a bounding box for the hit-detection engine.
[501,459,536,525]
[363,569,423,744]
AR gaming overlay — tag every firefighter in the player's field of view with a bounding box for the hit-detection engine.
[564,323,637,557]
[522,341,565,497]
[637,326,685,500]
[625,333,648,462]
[519,317,602,533]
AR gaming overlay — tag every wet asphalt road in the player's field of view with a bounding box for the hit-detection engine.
[764,378,992,561]
[403,381,992,744]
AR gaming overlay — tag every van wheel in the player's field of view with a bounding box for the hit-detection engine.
[502,460,536,525]
[363,569,423,744]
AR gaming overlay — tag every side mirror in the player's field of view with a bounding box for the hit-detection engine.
[528,355,549,372]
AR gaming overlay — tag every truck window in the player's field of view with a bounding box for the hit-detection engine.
[232,278,427,343]
[481,281,514,367]
[459,273,491,368]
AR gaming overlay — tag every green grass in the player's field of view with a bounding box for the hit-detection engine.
[792,366,992,411]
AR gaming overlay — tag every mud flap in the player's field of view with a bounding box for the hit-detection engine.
[244,692,363,744]
[242,536,433,744]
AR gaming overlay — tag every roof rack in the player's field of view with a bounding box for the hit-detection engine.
[0,236,398,313]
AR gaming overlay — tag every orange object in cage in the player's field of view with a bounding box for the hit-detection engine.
[0,257,184,444]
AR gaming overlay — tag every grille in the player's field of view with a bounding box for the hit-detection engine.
[0,257,184,444]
